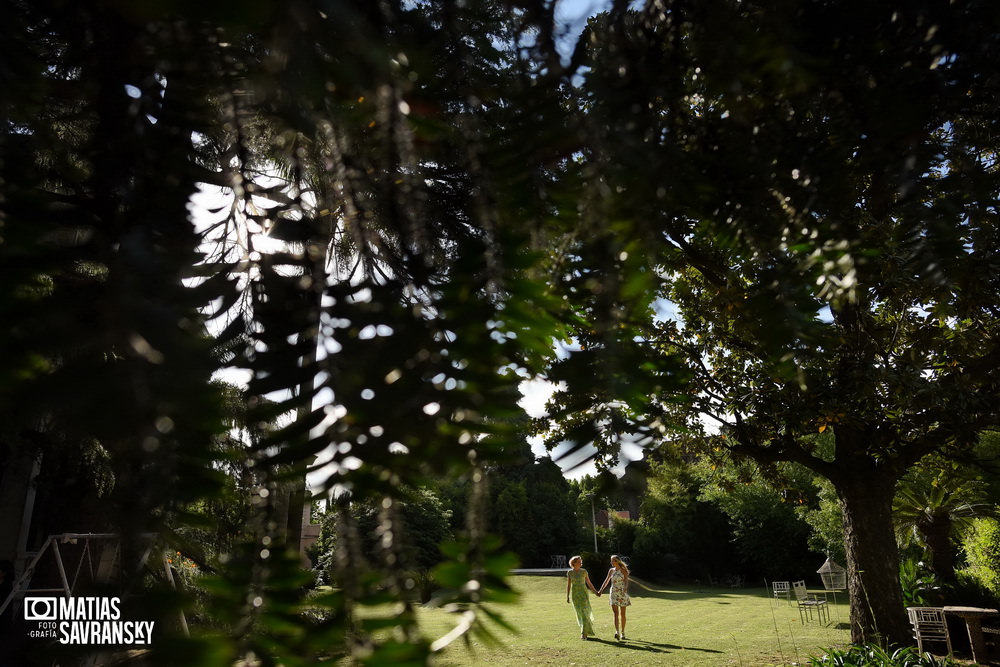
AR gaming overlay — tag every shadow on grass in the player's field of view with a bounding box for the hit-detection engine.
[513,574,792,604]
[629,578,765,602]
[630,578,850,609]
[587,637,723,655]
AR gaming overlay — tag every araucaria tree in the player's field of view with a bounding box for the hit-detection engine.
[2,0,575,664]
[544,0,1000,645]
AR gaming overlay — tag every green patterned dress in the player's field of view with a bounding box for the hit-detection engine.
[567,567,596,636]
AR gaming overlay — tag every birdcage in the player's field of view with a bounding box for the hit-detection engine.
[817,558,846,590]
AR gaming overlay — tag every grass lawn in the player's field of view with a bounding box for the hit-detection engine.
[418,575,853,667]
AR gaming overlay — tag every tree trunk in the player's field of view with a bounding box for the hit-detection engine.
[835,470,911,646]
[923,515,957,584]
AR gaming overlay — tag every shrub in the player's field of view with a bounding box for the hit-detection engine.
[899,557,942,607]
[808,643,956,666]
[580,551,608,575]
[960,517,1000,597]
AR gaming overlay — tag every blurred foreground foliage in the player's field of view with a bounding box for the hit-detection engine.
[1,0,575,664]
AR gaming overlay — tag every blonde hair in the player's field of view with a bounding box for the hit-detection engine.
[610,554,630,576]
[569,555,583,566]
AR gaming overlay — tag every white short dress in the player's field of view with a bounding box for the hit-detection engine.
[609,569,631,607]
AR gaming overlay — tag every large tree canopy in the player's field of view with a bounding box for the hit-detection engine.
[543,0,1000,644]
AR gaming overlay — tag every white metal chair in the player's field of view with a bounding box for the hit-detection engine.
[907,607,952,657]
[792,580,829,624]
[773,580,791,603]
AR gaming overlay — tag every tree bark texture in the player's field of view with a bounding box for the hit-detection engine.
[836,468,911,646]
[923,515,957,584]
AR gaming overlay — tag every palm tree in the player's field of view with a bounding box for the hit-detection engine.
[893,465,998,584]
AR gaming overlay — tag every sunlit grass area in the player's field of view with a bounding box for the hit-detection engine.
[418,575,853,666]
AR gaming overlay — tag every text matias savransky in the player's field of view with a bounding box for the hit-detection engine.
[24,596,155,645]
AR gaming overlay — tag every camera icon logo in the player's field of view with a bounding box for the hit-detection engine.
[24,597,58,621]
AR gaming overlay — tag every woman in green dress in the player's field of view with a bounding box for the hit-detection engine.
[565,555,600,640]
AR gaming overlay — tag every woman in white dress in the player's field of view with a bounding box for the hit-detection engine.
[598,554,632,640]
